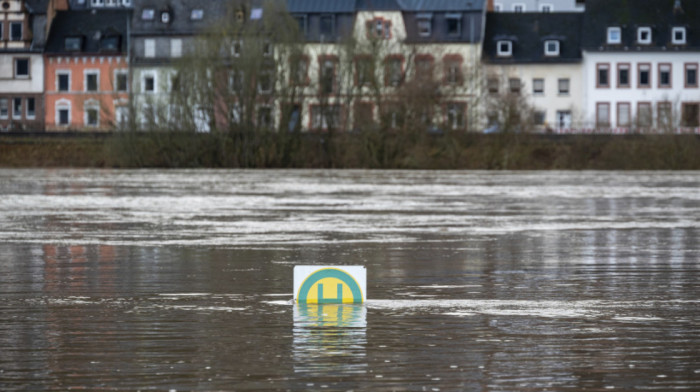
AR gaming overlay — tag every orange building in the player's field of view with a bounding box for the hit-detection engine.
[44,9,129,131]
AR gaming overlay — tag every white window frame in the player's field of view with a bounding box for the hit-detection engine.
[12,97,22,119]
[84,69,100,92]
[533,78,544,95]
[144,39,156,58]
[10,22,22,41]
[558,78,570,95]
[512,4,525,12]
[231,40,242,57]
[494,3,502,12]
[446,102,465,130]
[497,40,512,57]
[417,14,432,37]
[114,70,128,92]
[56,70,71,92]
[544,40,559,56]
[14,57,30,78]
[56,99,71,126]
[141,8,155,20]
[607,27,621,44]
[540,4,553,12]
[84,100,100,127]
[672,27,686,45]
[0,98,8,120]
[91,0,104,7]
[170,38,182,58]
[637,27,652,45]
[26,97,35,120]
[115,105,129,128]
[142,71,157,93]
[121,0,132,6]
[191,9,204,20]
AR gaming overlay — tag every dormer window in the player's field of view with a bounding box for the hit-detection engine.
[544,40,560,56]
[100,36,120,51]
[446,14,461,36]
[64,36,82,51]
[294,15,307,35]
[161,11,170,24]
[141,8,155,20]
[91,0,104,7]
[367,18,391,39]
[497,40,512,57]
[191,9,204,20]
[540,4,553,12]
[607,27,621,44]
[417,13,432,37]
[637,27,652,44]
[672,27,686,44]
[320,14,335,37]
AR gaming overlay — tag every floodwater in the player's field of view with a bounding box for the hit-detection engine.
[0,169,698,391]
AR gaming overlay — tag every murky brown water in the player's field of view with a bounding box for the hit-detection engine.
[1,169,699,391]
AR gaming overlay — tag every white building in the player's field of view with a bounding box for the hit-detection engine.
[491,0,584,13]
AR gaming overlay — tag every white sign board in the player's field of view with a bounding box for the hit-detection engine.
[293,265,366,304]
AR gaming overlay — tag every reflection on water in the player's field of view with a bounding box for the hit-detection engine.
[0,169,699,391]
[293,304,367,375]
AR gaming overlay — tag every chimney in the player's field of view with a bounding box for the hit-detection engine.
[46,0,70,39]
[487,0,494,12]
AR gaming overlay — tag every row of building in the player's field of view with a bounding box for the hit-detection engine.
[1,0,698,133]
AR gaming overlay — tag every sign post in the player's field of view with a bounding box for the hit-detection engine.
[294,266,366,304]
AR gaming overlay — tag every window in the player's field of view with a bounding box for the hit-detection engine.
[617,102,631,127]
[494,4,502,11]
[355,56,373,86]
[533,78,544,94]
[231,40,242,57]
[596,102,610,128]
[145,39,155,58]
[56,100,71,126]
[250,8,263,20]
[385,56,403,87]
[367,18,391,39]
[540,4,553,12]
[170,73,180,92]
[414,56,434,80]
[638,63,651,88]
[596,63,610,88]
[512,4,525,12]
[657,102,672,129]
[637,27,652,44]
[311,105,341,131]
[497,40,512,56]
[417,14,432,37]
[294,15,307,35]
[319,57,337,94]
[115,71,128,92]
[685,63,698,88]
[291,56,309,85]
[534,110,546,125]
[85,104,99,127]
[143,73,156,93]
[0,22,3,40]
[508,78,521,94]
[91,0,104,6]
[14,58,29,78]
[100,36,119,51]
[115,106,128,127]
[446,14,461,36]
[262,42,273,57]
[26,98,35,120]
[446,102,466,130]
[65,37,82,51]
[637,102,652,128]
[444,56,462,85]
[556,110,572,129]
[0,99,8,120]
[558,78,570,95]
[171,39,182,58]
[257,69,272,93]
[191,9,204,20]
[85,71,99,91]
[659,64,672,88]
[229,71,243,93]
[487,77,499,94]
[121,0,131,6]
[257,106,273,128]
[320,15,334,37]
[57,71,70,91]
[607,27,621,44]
[161,11,170,24]
[141,8,155,20]
[672,27,686,45]
[235,9,245,22]
[12,98,22,119]
[544,40,559,56]
[617,63,630,87]
[681,103,699,127]
[10,22,22,41]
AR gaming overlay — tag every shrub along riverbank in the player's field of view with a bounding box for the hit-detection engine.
[1,131,699,170]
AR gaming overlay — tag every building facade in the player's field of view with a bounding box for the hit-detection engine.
[582,0,700,131]
[43,9,129,131]
[0,0,47,131]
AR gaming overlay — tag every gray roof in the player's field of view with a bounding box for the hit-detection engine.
[286,0,485,12]
[131,0,233,36]
[25,0,49,14]
[286,0,356,13]
[45,9,130,54]
[397,0,485,11]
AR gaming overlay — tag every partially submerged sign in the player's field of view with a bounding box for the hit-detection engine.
[294,266,366,304]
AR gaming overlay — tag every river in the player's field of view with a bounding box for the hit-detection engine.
[1,169,698,391]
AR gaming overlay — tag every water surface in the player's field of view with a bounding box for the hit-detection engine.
[1,169,698,391]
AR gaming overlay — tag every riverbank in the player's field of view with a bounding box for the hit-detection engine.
[1,132,699,170]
